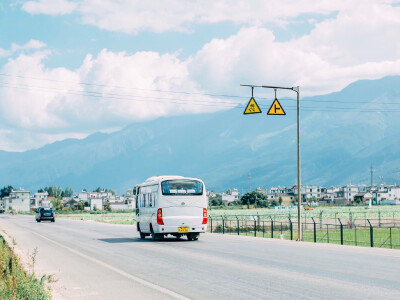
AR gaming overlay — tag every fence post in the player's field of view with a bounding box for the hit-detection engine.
[263,221,265,238]
[355,226,357,246]
[338,218,343,245]
[236,216,240,236]
[312,217,316,243]
[367,219,373,247]
[378,211,381,228]
[253,216,257,237]
[349,211,353,229]
[270,216,274,239]
[326,224,329,243]
[210,216,213,233]
[289,217,293,240]
[390,227,392,249]
[222,216,225,234]
[319,210,323,229]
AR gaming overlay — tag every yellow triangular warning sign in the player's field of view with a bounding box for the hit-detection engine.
[267,98,286,115]
[243,97,262,115]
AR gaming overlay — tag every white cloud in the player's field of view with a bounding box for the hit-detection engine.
[4,1,400,151]
[295,3,400,66]
[20,0,391,34]
[0,48,11,57]
[0,48,231,151]
[22,0,77,15]
[189,3,400,95]
[11,39,46,52]
[0,39,46,58]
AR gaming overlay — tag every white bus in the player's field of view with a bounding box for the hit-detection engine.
[134,175,208,241]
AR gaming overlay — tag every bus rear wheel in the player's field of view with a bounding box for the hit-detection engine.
[150,225,163,241]
[152,233,164,241]
[187,233,199,241]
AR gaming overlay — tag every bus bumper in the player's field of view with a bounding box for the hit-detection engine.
[155,224,207,234]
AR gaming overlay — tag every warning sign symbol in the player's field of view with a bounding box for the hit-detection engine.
[243,97,262,115]
[267,98,286,115]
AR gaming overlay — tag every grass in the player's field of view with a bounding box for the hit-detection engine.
[0,237,51,300]
[97,219,136,225]
[58,212,136,225]
[212,224,400,249]
[208,205,400,220]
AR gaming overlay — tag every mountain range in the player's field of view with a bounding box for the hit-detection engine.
[1,76,400,194]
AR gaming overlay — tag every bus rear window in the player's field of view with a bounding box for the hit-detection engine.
[161,180,203,196]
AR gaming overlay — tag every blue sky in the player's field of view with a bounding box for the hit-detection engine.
[1,0,400,151]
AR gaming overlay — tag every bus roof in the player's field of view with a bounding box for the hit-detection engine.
[143,175,203,185]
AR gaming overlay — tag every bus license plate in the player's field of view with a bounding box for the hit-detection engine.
[178,227,189,233]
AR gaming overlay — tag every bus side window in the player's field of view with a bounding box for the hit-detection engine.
[149,193,153,207]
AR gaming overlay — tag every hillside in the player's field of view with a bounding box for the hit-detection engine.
[1,76,400,193]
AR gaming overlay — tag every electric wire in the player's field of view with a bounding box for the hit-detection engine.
[1,73,400,113]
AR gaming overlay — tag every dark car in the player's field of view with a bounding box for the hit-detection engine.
[36,207,55,222]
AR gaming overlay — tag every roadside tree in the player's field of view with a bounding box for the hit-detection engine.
[51,197,63,211]
[64,187,74,197]
[241,191,268,208]
[0,185,14,198]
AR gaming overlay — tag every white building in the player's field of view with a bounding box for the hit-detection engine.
[221,189,240,204]
[343,185,359,202]
[373,185,400,203]
[77,191,89,202]
[3,189,31,212]
[90,198,103,210]
[303,185,323,200]
[325,186,340,200]
[32,192,49,208]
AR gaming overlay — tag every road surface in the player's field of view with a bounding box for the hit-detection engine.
[0,214,399,299]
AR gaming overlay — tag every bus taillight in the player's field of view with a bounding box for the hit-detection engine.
[202,208,207,224]
[157,208,164,225]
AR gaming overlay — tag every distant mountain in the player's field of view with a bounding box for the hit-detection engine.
[1,76,400,193]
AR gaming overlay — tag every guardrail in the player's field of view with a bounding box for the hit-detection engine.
[208,215,400,249]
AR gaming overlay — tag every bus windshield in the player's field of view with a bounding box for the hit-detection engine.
[161,179,203,196]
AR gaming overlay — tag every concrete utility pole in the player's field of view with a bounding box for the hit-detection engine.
[370,165,375,187]
[241,84,302,241]
[248,172,252,192]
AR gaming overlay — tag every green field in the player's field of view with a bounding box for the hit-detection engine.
[212,223,400,249]
[55,206,400,249]
[208,205,400,220]
[58,212,136,225]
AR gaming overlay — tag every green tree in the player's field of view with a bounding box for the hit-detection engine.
[93,187,116,195]
[76,201,85,210]
[64,187,74,197]
[106,202,112,212]
[209,196,223,206]
[241,191,268,208]
[51,197,63,211]
[45,186,63,197]
[278,197,283,206]
[0,185,14,198]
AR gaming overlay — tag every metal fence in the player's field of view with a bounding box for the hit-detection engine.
[208,215,400,249]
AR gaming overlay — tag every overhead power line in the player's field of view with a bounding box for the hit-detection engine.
[0,73,400,113]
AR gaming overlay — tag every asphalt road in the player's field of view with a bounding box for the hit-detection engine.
[0,215,399,300]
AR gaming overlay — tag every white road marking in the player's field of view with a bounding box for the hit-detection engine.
[30,230,190,300]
